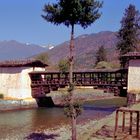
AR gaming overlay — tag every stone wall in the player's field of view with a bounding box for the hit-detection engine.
[0,67,45,99]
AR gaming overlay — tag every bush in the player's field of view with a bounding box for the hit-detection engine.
[0,94,4,99]
[94,61,112,69]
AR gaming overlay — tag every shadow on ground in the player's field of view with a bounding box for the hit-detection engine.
[25,132,59,140]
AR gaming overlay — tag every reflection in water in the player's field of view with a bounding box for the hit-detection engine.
[0,107,113,139]
[0,98,126,139]
[31,108,70,130]
[0,108,70,139]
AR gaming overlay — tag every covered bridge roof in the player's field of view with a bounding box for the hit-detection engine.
[0,59,48,67]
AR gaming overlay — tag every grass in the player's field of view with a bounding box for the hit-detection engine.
[85,97,127,107]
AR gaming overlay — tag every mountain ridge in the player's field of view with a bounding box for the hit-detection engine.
[46,31,119,69]
[0,31,125,69]
[0,40,47,60]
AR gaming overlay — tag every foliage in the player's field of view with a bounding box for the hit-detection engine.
[35,52,49,64]
[42,0,102,28]
[58,59,69,73]
[42,0,102,139]
[95,45,107,65]
[0,94,4,99]
[94,61,112,69]
[63,94,83,119]
[117,4,140,66]
[67,83,75,92]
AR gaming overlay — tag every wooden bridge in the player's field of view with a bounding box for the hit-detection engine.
[29,69,128,98]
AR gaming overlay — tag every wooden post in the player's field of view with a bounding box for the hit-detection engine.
[129,112,133,135]
[122,111,125,132]
[136,112,139,137]
[114,110,119,139]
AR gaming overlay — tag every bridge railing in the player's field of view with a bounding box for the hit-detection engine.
[29,69,128,97]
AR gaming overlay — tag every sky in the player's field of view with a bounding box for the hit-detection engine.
[0,0,140,47]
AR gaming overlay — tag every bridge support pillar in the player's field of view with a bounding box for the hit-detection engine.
[35,97,55,107]
[119,87,127,97]
[127,93,140,105]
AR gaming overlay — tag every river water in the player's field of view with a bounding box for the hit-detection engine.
[0,97,126,139]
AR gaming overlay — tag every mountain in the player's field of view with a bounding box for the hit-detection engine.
[0,40,46,60]
[1,31,138,69]
[46,31,119,69]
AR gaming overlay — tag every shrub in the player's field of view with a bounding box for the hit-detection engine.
[0,94,4,99]
[94,61,112,69]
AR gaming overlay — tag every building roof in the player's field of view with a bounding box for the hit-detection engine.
[29,68,126,74]
[122,52,140,59]
[0,59,48,67]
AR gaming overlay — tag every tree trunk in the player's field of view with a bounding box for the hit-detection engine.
[69,24,76,140]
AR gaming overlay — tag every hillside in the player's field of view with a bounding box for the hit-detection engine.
[0,40,46,60]
[46,31,119,70]
[1,31,139,69]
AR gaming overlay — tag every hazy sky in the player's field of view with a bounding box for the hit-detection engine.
[0,0,140,46]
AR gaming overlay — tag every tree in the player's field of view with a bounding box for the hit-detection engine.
[95,45,107,65]
[94,61,112,69]
[42,1,102,139]
[35,52,49,64]
[117,4,140,67]
[58,59,69,73]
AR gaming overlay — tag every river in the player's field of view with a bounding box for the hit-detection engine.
[0,97,126,139]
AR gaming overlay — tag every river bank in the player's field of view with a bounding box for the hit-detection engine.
[39,102,140,140]
[47,88,119,106]
[0,88,117,111]
[0,98,37,111]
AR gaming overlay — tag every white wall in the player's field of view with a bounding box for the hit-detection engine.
[0,67,45,99]
[128,59,140,94]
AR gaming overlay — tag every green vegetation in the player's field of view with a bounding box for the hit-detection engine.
[0,94,4,99]
[35,52,49,64]
[85,97,127,107]
[117,4,140,67]
[95,45,107,65]
[94,61,112,69]
[58,59,69,73]
[42,0,102,139]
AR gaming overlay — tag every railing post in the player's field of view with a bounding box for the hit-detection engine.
[122,111,125,132]
[129,112,133,135]
[114,110,119,139]
[136,112,139,138]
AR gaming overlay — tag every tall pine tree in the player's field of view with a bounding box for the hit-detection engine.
[95,45,107,65]
[117,4,140,66]
[42,1,102,139]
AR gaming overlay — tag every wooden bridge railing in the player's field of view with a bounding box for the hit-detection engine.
[29,69,128,98]
[114,107,140,139]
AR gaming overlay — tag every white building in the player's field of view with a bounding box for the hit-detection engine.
[122,52,140,103]
[0,59,47,99]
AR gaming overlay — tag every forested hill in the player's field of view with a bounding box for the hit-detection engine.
[46,31,119,69]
